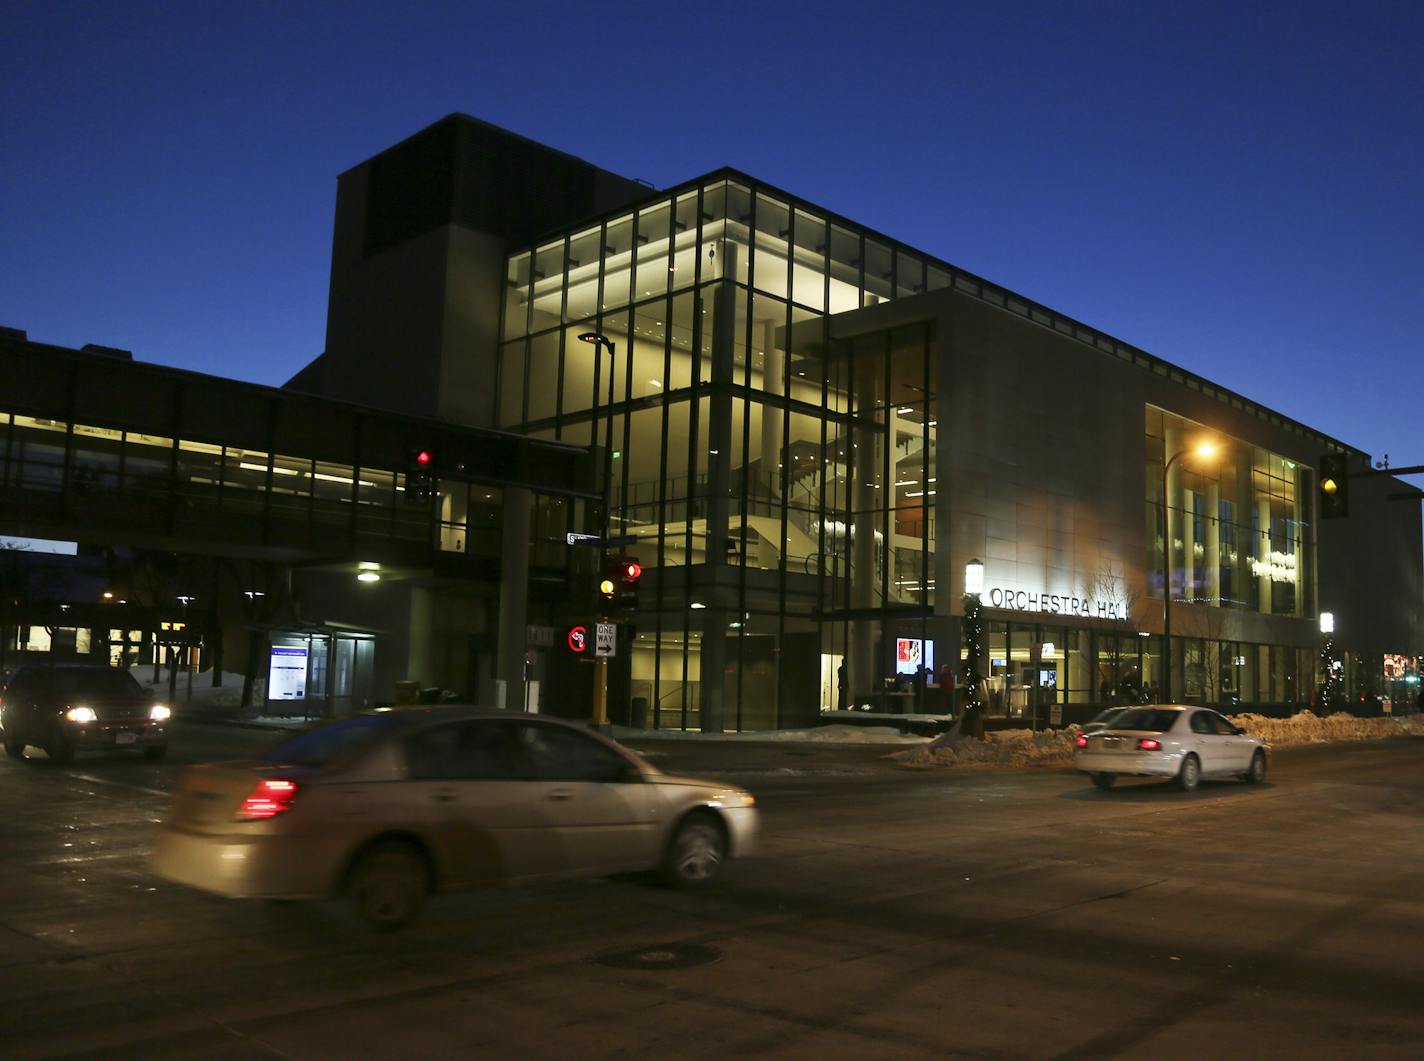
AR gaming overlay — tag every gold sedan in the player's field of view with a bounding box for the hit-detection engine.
[151,707,757,929]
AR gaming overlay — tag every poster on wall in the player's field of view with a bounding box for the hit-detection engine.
[268,645,309,700]
[895,638,935,676]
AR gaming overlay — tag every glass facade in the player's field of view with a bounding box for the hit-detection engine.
[1145,407,1315,618]
[499,178,941,730]
[0,411,582,569]
[499,176,1348,727]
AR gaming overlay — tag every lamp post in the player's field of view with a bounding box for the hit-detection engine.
[1318,611,1337,711]
[962,558,985,738]
[578,332,617,728]
[1160,442,1218,702]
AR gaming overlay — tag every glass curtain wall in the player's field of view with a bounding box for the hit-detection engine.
[1145,406,1315,618]
[498,179,939,729]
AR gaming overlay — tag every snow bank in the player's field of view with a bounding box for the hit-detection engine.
[133,670,264,708]
[888,711,1424,770]
[1231,711,1424,748]
[891,727,1077,769]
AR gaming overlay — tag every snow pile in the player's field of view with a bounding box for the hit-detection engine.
[766,724,926,744]
[134,670,263,709]
[1232,711,1424,748]
[889,711,1424,770]
[891,727,1077,769]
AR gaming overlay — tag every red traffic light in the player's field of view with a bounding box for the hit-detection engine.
[416,450,432,466]
[623,560,642,581]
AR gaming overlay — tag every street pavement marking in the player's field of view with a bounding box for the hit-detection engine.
[70,772,168,798]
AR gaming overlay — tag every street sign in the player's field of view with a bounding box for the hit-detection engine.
[595,622,616,658]
[526,624,555,648]
[1049,704,1063,726]
[567,626,588,654]
[566,532,601,546]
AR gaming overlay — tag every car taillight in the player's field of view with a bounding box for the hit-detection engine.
[1137,738,1162,751]
[1075,734,1089,749]
[236,778,299,820]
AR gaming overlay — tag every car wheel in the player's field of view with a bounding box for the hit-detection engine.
[347,841,428,931]
[143,744,169,762]
[661,811,727,888]
[3,730,24,759]
[46,726,75,765]
[1091,772,1115,790]
[1245,750,1266,785]
[1176,754,1200,792]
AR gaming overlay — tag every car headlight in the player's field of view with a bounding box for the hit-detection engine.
[66,706,98,723]
[150,704,171,721]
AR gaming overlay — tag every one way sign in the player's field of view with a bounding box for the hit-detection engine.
[595,622,617,658]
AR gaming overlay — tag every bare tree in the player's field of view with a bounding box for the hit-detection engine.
[1174,603,1230,704]
[1083,560,1145,703]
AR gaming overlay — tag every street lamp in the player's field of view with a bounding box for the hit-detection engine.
[962,558,985,736]
[1160,441,1219,702]
[964,557,984,597]
[1318,611,1338,710]
[578,332,618,550]
[579,332,617,729]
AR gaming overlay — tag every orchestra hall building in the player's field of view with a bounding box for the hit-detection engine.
[283,114,1422,730]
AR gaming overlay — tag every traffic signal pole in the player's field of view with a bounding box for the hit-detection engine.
[592,656,609,728]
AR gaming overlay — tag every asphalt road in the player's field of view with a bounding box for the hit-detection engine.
[3,722,1424,1059]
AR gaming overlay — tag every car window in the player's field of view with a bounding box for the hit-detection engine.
[1203,711,1237,735]
[1189,712,1214,734]
[514,722,631,783]
[1111,708,1181,733]
[265,714,395,767]
[50,668,145,700]
[404,721,524,780]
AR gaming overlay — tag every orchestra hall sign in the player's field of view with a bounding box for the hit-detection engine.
[985,586,1127,621]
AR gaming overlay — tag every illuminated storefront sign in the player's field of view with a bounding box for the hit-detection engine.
[986,587,1126,621]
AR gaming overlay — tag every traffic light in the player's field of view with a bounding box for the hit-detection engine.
[1319,453,1349,519]
[598,556,642,613]
[405,448,434,505]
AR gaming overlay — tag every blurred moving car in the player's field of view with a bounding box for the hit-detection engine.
[1074,706,1133,735]
[152,707,759,929]
[1,663,170,764]
[1074,705,1267,792]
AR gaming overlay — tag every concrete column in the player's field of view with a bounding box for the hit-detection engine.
[496,486,531,710]
[1256,498,1273,614]
[1163,424,1181,602]
[407,585,433,686]
[847,359,883,706]
[759,320,783,498]
[699,264,737,734]
[1182,490,1197,602]
[1205,482,1221,604]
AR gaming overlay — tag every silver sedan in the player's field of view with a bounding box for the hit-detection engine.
[1074,705,1268,791]
[152,707,758,929]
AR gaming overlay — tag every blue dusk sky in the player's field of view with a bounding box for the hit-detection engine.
[2,1,1420,485]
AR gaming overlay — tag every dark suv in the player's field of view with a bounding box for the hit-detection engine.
[1,664,170,764]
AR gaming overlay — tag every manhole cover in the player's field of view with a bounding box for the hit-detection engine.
[594,942,724,970]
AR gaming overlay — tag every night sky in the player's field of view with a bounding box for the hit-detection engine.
[3,2,1420,484]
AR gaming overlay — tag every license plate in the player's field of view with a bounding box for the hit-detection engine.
[115,731,138,745]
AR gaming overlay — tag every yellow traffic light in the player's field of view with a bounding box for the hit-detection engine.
[599,578,617,597]
[1321,478,1338,495]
